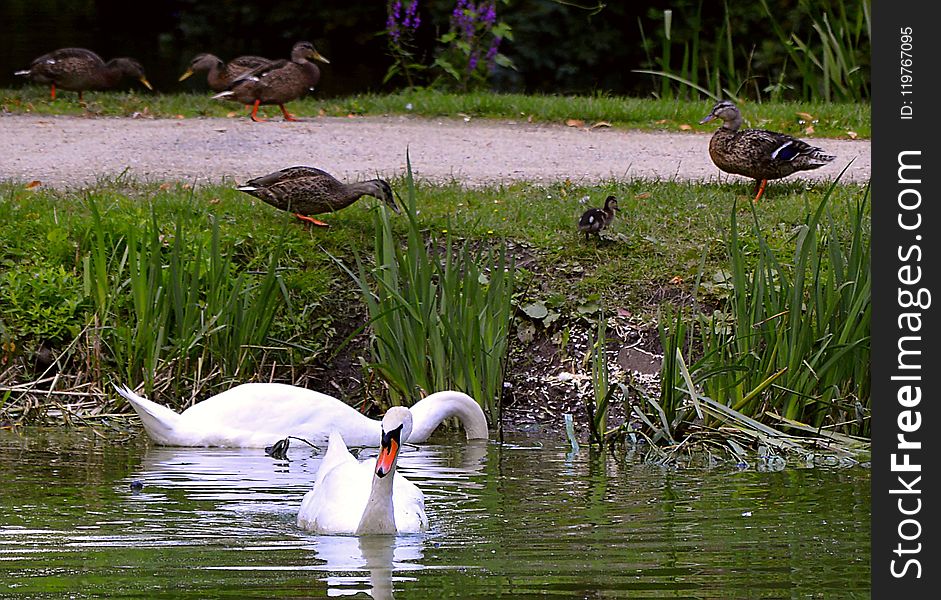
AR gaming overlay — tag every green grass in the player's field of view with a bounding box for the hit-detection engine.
[0,176,869,318]
[0,175,869,428]
[0,173,868,408]
[81,195,287,398]
[636,0,870,104]
[0,87,870,139]
[703,182,870,433]
[649,178,870,459]
[335,158,515,419]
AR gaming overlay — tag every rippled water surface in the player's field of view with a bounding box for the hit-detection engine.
[0,429,870,598]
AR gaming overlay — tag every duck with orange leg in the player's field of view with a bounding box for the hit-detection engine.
[178,53,272,92]
[211,41,328,122]
[237,166,398,227]
[700,100,835,203]
[15,47,152,102]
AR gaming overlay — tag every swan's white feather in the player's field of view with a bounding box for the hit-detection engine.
[114,382,487,448]
[297,423,427,534]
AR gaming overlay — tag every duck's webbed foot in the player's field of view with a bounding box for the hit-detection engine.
[295,213,330,227]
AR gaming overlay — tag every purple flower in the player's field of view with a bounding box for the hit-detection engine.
[388,0,422,44]
[485,35,501,66]
[403,1,420,29]
[481,3,497,26]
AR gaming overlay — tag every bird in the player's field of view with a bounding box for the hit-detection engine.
[211,41,329,122]
[577,195,619,241]
[14,47,152,102]
[113,382,488,448]
[178,53,272,92]
[699,100,835,203]
[296,407,429,535]
[236,166,399,227]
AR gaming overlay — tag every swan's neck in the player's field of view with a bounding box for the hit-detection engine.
[356,466,397,535]
[407,392,489,443]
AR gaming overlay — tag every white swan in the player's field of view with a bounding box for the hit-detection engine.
[113,382,488,448]
[297,407,428,535]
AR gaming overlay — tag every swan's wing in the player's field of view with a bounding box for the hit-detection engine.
[176,383,381,447]
[392,473,428,533]
[314,431,356,487]
[297,455,373,534]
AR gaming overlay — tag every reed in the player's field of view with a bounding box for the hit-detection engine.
[758,0,870,102]
[658,175,870,440]
[81,195,288,400]
[584,315,611,446]
[336,155,515,420]
[635,0,870,102]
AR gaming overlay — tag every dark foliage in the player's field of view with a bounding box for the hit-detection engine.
[0,1,870,98]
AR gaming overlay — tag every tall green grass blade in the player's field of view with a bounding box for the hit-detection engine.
[335,152,514,421]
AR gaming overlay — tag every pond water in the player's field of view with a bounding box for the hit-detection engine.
[0,428,870,599]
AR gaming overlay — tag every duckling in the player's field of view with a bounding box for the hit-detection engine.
[237,166,398,227]
[14,47,152,102]
[178,53,272,92]
[700,100,835,203]
[578,195,619,241]
[212,41,329,122]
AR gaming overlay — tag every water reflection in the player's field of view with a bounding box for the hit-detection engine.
[124,436,484,599]
[313,534,423,599]
[131,436,488,507]
[0,430,870,598]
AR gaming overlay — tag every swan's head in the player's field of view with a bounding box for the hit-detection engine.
[375,407,413,479]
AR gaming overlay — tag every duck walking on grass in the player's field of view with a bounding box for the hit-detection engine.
[15,47,152,102]
[700,100,835,203]
[237,166,398,227]
[578,195,619,241]
[212,41,329,122]
[178,53,272,92]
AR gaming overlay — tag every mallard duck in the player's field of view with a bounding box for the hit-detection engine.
[578,195,619,241]
[211,41,329,122]
[178,53,272,92]
[236,166,398,227]
[14,47,152,102]
[700,100,835,203]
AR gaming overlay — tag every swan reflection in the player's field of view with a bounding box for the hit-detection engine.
[314,534,423,599]
[124,436,487,597]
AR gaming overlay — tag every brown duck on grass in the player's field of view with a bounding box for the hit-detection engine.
[700,100,835,203]
[178,53,272,92]
[14,47,152,102]
[578,195,619,241]
[237,166,398,227]
[211,41,329,122]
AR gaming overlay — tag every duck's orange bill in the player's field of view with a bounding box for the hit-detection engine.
[375,438,399,477]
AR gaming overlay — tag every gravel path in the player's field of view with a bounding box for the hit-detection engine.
[1,113,871,189]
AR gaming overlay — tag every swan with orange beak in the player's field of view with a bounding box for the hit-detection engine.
[297,407,428,535]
